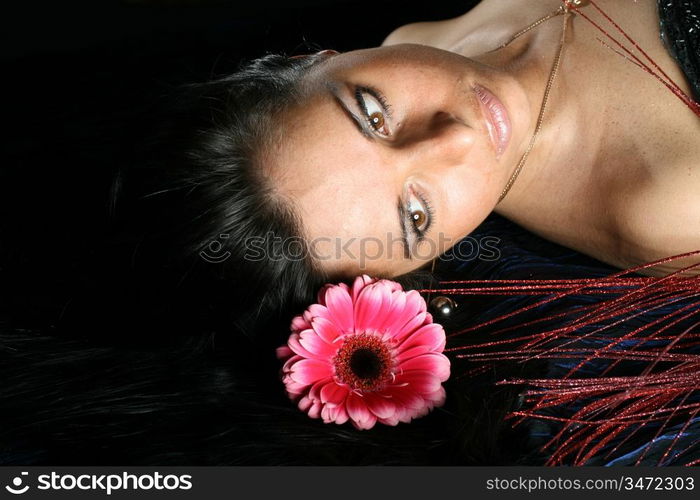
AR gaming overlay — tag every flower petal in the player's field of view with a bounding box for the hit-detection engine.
[395,344,432,363]
[307,399,323,419]
[323,285,354,333]
[299,328,338,358]
[398,323,446,353]
[322,403,350,425]
[298,396,313,412]
[282,378,308,396]
[291,315,311,333]
[308,377,334,402]
[394,311,430,342]
[383,295,426,338]
[376,278,403,293]
[394,370,442,395]
[351,275,376,302]
[333,405,350,425]
[399,352,451,381]
[282,354,304,373]
[289,359,333,385]
[382,387,427,423]
[374,291,406,332]
[304,303,332,323]
[424,386,447,407]
[353,283,388,332]
[276,345,293,360]
[287,333,319,360]
[315,284,333,307]
[346,392,376,429]
[364,392,397,419]
[318,282,350,306]
[378,414,401,426]
[311,316,343,344]
[386,386,425,411]
[320,381,349,406]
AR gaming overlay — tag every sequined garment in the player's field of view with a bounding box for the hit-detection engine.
[658,0,700,101]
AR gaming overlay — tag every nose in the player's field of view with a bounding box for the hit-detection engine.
[398,111,476,169]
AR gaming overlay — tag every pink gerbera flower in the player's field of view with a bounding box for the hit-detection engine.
[276,275,450,430]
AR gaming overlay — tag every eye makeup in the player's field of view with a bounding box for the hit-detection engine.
[406,184,434,241]
[354,85,392,136]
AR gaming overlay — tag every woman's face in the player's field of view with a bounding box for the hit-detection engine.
[269,44,532,278]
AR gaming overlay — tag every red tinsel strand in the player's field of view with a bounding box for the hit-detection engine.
[669,435,700,466]
[640,321,700,377]
[593,299,700,376]
[447,291,700,357]
[517,290,699,355]
[635,394,697,466]
[457,348,699,364]
[450,291,700,356]
[441,251,700,339]
[500,366,700,465]
[560,301,700,377]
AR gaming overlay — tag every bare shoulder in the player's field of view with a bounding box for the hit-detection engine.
[610,165,700,277]
[381,14,463,48]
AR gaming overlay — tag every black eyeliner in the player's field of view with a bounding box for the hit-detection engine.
[354,84,392,133]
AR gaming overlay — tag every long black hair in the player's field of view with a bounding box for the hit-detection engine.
[106,52,338,340]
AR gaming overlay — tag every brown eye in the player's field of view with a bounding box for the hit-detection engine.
[356,88,391,136]
[369,111,385,131]
[411,209,426,228]
[407,188,431,235]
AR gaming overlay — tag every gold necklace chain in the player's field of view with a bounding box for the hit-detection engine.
[496,2,579,204]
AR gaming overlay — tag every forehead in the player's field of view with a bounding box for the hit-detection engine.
[267,87,407,277]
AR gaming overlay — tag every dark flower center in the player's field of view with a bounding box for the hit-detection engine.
[333,333,393,392]
[349,348,382,380]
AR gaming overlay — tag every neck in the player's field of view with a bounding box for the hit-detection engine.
[471,8,602,226]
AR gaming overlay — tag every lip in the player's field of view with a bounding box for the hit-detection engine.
[472,84,512,160]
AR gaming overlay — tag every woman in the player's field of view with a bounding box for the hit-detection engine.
[111,0,699,464]
[2,0,698,466]
[275,0,700,280]
[112,0,698,328]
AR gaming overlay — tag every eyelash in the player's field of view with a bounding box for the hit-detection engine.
[407,188,434,240]
[354,85,392,134]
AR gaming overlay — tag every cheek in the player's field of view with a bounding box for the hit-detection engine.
[438,165,496,240]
